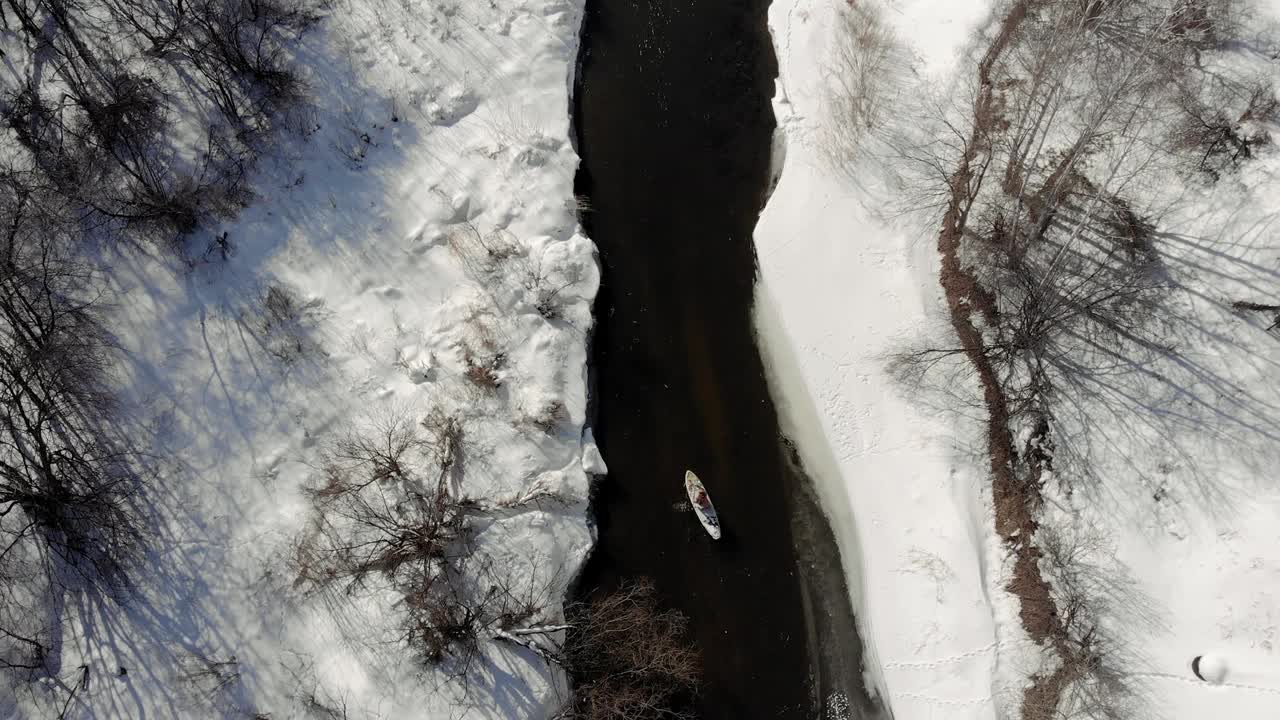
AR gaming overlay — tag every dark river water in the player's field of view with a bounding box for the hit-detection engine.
[570,0,888,718]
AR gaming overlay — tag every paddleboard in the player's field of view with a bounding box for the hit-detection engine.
[684,470,721,540]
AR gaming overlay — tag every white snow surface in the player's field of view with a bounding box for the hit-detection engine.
[759,1,1015,716]
[1061,158,1280,718]
[759,0,1280,719]
[1,0,595,718]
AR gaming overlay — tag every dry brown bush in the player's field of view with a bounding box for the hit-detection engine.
[558,580,700,720]
[524,400,567,433]
[294,410,467,592]
[463,351,504,390]
[293,408,568,674]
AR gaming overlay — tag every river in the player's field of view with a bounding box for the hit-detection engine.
[570,0,887,717]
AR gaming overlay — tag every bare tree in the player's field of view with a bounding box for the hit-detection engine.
[822,1,902,172]
[171,0,319,131]
[1,0,317,251]
[292,408,541,674]
[897,0,1275,494]
[884,0,1274,718]
[0,176,145,675]
[1169,77,1279,180]
[294,410,468,591]
[1020,527,1163,720]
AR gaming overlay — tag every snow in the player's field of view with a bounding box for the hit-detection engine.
[878,0,989,78]
[758,1,1017,716]
[0,0,595,718]
[581,427,608,475]
[1194,654,1229,684]
[1065,162,1280,718]
[3,0,1276,715]
[759,1,1280,719]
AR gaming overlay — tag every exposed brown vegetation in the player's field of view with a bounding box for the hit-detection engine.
[932,5,1069,711]
[463,350,504,390]
[915,0,1269,715]
[556,580,701,720]
[294,410,467,589]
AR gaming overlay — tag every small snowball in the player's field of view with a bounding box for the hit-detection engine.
[1193,654,1228,684]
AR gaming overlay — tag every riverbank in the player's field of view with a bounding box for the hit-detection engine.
[756,1,1280,718]
[754,0,1015,717]
[0,1,600,717]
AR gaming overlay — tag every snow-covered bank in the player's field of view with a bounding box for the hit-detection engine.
[756,2,1018,716]
[0,0,596,717]
[758,1,1280,719]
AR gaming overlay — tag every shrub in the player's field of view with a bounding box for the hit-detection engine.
[560,581,701,720]
[255,283,325,364]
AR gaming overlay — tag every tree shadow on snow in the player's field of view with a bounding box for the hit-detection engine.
[16,10,467,719]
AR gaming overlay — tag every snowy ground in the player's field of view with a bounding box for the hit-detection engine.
[1,0,595,718]
[758,0,1280,718]
[1056,157,1280,718]
[758,1,1017,716]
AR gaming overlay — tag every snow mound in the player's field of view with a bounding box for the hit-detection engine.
[1195,654,1229,684]
[583,427,608,474]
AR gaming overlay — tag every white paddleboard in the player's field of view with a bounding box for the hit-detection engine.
[685,470,721,540]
